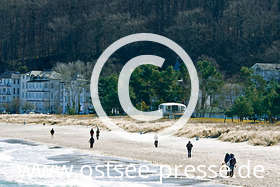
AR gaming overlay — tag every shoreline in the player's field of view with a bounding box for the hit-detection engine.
[0,122,279,186]
[0,137,228,187]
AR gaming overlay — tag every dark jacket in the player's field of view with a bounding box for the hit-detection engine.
[224,153,230,163]
[186,142,193,151]
[50,129,54,135]
[89,137,95,144]
[229,157,236,167]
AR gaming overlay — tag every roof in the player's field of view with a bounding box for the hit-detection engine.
[26,71,42,76]
[25,71,61,80]
[159,103,186,107]
[0,72,20,79]
[251,63,280,71]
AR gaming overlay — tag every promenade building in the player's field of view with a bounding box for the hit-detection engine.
[0,70,91,114]
[0,72,21,112]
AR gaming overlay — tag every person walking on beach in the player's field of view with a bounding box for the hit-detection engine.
[224,153,230,175]
[186,141,193,158]
[96,126,100,140]
[89,136,95,148]
[228,154,236,177]
[224,153,230,165]
[90,128,94,137]
[154,134,159,148]
[50,128,55,137]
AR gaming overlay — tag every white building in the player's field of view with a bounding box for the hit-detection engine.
[0,72,21,112]
[0,70,91,114]
[159,103,186,118]
[20,71,64,114]
[251,63,280,81]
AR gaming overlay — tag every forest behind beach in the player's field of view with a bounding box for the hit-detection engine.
[0,0,280,76]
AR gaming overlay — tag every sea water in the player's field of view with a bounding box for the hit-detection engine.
[0,139,228,187]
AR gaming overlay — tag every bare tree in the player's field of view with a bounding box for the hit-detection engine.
[53,61,91,114]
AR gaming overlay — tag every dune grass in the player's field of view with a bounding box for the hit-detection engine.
[0,114,279,146]
[0,114,109,130]
[175,122,280,146]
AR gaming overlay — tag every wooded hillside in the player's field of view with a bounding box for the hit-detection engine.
[0,0,280,75]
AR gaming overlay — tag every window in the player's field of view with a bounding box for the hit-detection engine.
[172,106,178,112]
[166,106,171,111]
[181,106,186,112]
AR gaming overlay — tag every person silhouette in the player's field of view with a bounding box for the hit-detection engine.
[154,134,159,148]
[229,154,237,177]
[96,126,100,140]
[89,136,95,148]
[186,141,193,158]
[50,128,55,137]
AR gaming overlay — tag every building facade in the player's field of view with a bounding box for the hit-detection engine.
[20,71,64,114]
[0,72,21,112]
[251,63,280,81]
[0,71,91,114]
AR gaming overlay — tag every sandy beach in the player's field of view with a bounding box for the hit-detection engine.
[0,118,279,187]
